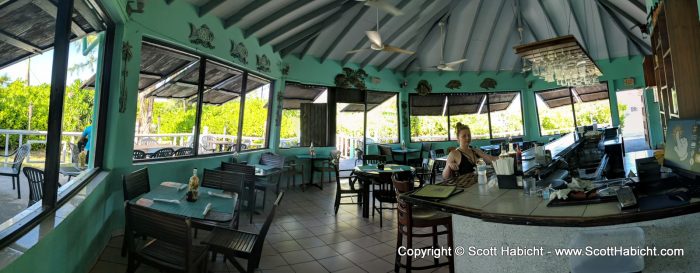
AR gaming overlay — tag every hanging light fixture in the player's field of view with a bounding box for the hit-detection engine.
[514,35,602,87]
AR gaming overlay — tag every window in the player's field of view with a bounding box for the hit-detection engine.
[409,92,524,141]
[535,83,612,136]
[448,94,490,140]
[240,75,271,151]
[410,94,449,142]
[366,91,398,144]
[536,88,576,135]
[572,84,612,128]
[279,83,327,148]
[0,0,112,245]
[133,40,273,161]
[489,92,524,138]
[198,61,243,154]
[134,42,199,159]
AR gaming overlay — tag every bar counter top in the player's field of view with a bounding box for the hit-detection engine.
[402,179,700,227]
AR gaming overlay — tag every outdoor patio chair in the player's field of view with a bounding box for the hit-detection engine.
[138,137,158,146]
[0,144,30,199]
[23,167,45,207]
[225,143,247,152]
[132,150,146,160]
[203,192,284,272]
[174,147,194,156]
[199,136,217,153]
[151,148,175,158]
[125,203,208,273]
[59,143,83,180]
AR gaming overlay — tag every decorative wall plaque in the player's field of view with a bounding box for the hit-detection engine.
[188,23,215,49]
[480,78,497,90]
[415,80,432,96]
[446,80,462,90]
[119,42,133,113]
[230,41,248,64]
[256,54,270,72]
[334,67,367,90]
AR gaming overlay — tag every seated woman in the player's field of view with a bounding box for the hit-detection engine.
[443,122,498,180]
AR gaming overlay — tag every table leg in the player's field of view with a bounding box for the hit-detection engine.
[301,159,323,190]
[361,177,370,218]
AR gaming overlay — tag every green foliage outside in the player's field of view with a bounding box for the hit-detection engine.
[0,79,93,149]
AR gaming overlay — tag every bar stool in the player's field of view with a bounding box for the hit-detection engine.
[568,227,645,273]
[392,174,454,273]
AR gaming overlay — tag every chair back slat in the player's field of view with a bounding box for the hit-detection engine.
[220,162,256,187]
[202,169,244,193]
[420,142,432,159]
[132,150,146,159]
[174,147,193,156]
[392,174,414,226]
[123,168,151,201]
[378,145,393,159]
[12,145,30,171]
[254,192,284,253]
[260,152,285,168]
[152,148,175,158]
[23,167,44,207]
[126,203,192,261]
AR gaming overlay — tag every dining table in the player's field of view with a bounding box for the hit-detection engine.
[353,164,415,218]
[391,148,420,164]
[295,154,332,190]
[131,182,238,222]
[208,140,235,152]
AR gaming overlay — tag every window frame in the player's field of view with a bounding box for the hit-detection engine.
[408,91,525,143]
[0,0,114,249]
[132,39,274,163]
[534,82,612,137]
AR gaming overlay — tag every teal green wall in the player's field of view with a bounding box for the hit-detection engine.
[0,1,660,272]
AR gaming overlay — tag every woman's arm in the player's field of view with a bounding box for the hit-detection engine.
[442,150,460,180]
[473,148,498,164]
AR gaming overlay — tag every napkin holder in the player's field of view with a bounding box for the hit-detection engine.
[497,175,520,189]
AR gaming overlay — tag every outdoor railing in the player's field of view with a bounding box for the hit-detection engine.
[1,129,81,164]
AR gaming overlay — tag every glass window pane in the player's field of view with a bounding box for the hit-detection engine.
[366,92,398,144]
[240,75,270,151]
[489,92,524,138]
[410,94,448,142]
[536,88,575,136]
[134,42,199,160]
[572,84,613,128]
[448,94,490,140]
[280,83,327,148]
[198,61,242,154]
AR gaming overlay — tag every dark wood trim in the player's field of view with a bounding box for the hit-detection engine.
[236,71,247,152]
[93,25,116,169]
[43,0,75,207]
[264,80,274,149]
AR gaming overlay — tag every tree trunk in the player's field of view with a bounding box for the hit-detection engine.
[137,96,154,134]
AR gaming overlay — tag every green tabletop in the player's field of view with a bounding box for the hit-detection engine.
[354,164,415,174]
[295,154,331,159]
[132,183,237,221]
[391,148,419,153]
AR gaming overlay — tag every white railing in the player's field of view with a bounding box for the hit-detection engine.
[1,129,82,164]
[133,133,265,150]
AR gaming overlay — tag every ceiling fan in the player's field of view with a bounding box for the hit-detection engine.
[346,8,414,55]
[423,21,467,71]
[355,0,403,16]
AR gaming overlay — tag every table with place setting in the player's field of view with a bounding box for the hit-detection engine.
[130,181,238,222]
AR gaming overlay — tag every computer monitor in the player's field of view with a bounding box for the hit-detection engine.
[663,119,700,179]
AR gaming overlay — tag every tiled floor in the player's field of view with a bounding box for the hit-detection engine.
[90,167,452,273]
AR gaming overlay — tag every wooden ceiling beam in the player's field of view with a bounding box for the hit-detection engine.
[566,0,588,51]
[0,0,32,18]
[244,0,312,39]
[455,0,483,72]
[223,0,271,29]
[198,0,225,17]
[494,21,518,73]
[280,32,319,57]
[595,0,650,53]
[261,0,348,46]
[594,2,612,60]
[298,33,319,58]
[272,1,356,53]
[74,0,103,30]
[340,0,412,66]
[0,29,42,53]
[33,0,87,37]
[320,5,369,64]
[535,0,559,36]
[475,0,507,75]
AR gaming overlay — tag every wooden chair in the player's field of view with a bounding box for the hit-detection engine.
[132,150,146,160]
[284,159,304,190]
[121,167,151,257]
[0,144,30,199]
[22,167,45,207]
[258,152,285,207]
[124,203,209,273]
[152,148,175,158]
[174,147,194,156]
[333,159,362,214]
[372,171,412,228]
[415,158,436,185]
[195,169,243,231]
[430,149,446,174]
[203,192,284,273]
[378,145,397,164]
[314,150,342,189]
[220,162,256,224]
[408,142,432,167]
[393,175,454,273]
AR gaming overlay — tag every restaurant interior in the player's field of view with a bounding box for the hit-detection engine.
[0,0,699,272]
